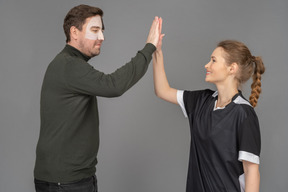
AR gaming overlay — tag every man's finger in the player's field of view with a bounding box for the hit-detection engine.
[150,16,158,34]
[153,16,158,28]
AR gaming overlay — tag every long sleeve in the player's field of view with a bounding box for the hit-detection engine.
[65,43,156,97]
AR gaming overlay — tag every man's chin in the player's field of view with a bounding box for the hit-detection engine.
[91,49,101,57]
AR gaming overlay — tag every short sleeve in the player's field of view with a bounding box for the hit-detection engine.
[177,90,187,117]
[178,89,214,118]
[238,107,261,164]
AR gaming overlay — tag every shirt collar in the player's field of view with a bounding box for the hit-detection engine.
[212,90,241,102]
[64,44,91,62]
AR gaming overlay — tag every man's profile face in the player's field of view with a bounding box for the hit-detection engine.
[77,15,104,57]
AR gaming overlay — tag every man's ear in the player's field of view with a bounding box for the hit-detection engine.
[229,62,239,75]
[70,26,79,41]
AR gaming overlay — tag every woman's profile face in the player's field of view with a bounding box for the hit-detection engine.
[204,47,231,84]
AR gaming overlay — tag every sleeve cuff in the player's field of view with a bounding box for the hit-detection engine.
[141,43,156,56]
[177,90,187,118]
[238,151,260,164]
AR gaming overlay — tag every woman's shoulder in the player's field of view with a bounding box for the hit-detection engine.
[183,89,216,106]
[233,95,258,120]
[184,89,218,98]
[184,89,215,96]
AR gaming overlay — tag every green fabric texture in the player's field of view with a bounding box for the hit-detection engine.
[34,43,156,183]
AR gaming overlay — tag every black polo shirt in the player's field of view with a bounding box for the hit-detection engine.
[177,89,261,192]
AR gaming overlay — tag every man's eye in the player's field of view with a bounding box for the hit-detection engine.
[212,59,216,63]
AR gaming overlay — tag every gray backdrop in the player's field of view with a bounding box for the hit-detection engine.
[0,0,287,191]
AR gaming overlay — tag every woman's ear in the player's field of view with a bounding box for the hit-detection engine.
[229,62,239,75]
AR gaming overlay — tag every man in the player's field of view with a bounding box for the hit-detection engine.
[34,4,161,192]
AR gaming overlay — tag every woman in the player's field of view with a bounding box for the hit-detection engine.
[153,19,265,192]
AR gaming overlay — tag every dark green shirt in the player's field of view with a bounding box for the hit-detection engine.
[34,43,156,183]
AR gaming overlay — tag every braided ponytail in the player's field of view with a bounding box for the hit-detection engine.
[217,40,265,108]
[249,56,265,107]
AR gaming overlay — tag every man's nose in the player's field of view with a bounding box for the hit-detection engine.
[98,30,104,41]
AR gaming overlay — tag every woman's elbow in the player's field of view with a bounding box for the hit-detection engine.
[154,88,162,98]
[154,90,168,101]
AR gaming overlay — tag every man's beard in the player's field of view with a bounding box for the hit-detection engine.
[78,40,101,57]
[91,47,101,57]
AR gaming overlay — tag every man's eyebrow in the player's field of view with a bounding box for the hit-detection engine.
[90,26,101,29]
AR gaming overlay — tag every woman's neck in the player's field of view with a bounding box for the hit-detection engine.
[216,83,239,108]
